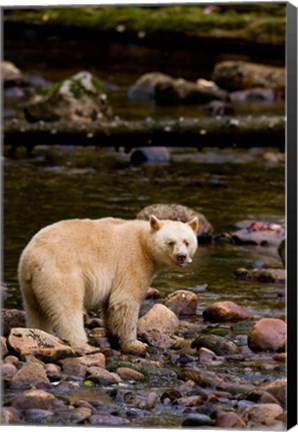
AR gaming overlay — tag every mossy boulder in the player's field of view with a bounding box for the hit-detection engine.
[25,71,113,122]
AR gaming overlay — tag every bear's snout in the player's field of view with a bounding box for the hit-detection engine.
[176,253,187,265]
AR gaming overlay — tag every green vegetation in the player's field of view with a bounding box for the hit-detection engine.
[4,4,286,47]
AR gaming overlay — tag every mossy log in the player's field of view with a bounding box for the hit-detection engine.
[3,116,285,155]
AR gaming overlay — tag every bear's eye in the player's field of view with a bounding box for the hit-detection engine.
[184,239,190,247]
[167,240,175,246]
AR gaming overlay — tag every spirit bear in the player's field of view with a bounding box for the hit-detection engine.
[18,215,198,355]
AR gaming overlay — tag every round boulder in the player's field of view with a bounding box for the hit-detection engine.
[164,290,198,317]
[191,334,240,356]
[203,301,253,322]
[137,203,213,242]
[247,318,286,352]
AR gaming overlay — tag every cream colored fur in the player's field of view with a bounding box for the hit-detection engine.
[18,216,198,354]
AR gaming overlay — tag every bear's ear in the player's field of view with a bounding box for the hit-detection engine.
[149,215,162,231]
[187,217,199,233]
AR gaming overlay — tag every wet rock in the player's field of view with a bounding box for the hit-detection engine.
[11,355,50,389]
[128,72,172,100]
[137,203,213,242]
[139,328,175,349]
[178,367,225,389]
[212,61,285,92]
[45,363,62,382]
[182,413,215,427]
[86,366,119,385]
[116,367,145,382]
[0,407,21,424]
[260,378,286,408]
[145,287,160,299]
[273,352,286,362]
[1,61,28,87]
[25,71,113,122]
[48,407,93,425]
[191,334,240,356]
[89,414,129,426]
[2,309,26,336]
[203,301,253,322]
[247,318,286,352]
[230,87,276,102]
[160,390,182,404]
[214,410,246,428]
[2,362,17,377]
[58,352,105,368]
[198,347,218,363]
[1,336,8,357]
[124,391,157,410]
[164,290,198,317]
[137,304,179,336]
[235,268,285,283]
[239,403,284,427]
[230,220,285,247]
[8,389,66,410]
[61,362,87,378]
[176,395,203,407]
[24,408,54,424]
[204,100,234,116]
[130,147,170,163]
[244,389,280,405]
[7,328,75,361]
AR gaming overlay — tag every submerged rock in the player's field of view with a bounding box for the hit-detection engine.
[229,220,285,247]
[7,328,75,361]
[137,203,213,242]
[130,147,170,163]
[212,61,285,93]
[165,290,198,317]
[230,87,276,102]
[203,301,253,322]
[247,318,286,352]
[191,334,240,356]
[24,71,113,122]
[235,268,285,283]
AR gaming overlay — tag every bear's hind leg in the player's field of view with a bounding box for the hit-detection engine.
[23,297,53,334]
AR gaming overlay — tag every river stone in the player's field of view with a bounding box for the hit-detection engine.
[260,378,286,408]
[128,72,173,100]
[247,318,286,352]
[191,334,240,356]
[164,290,198,317]
[11,355,50,389]
[140,328,175,349]
[58,352,105,368]
[215,410,246,428]
[86,366,119,385]
[235,268,285,283]
[24,408,54,424]
[48,407,93,425]
[0,407,20,424]
[124,392,157,410]
[8,389,66,410]
[25,71,113,122]
[244,389,280,405]
[116,367,145,382]
[230,87,276,103]
[89,414,129,426]
[1,61,28,87]
[2,362,17,378]
[176,395,203,406]
[7,328,75,361]
[137,304,179,336]
[239,403,284,427]
[130,147,170,163]
[2,309,26,336]
[137,203,213,242]
[230,220,285,247]
[182,413,215,427]
[203,301,253,322]
[211,61,285,92]
[198,347,218,363]
[45,363,62,382]
[178,367,225,389]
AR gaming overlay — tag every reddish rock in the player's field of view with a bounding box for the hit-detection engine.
[215,411,246,428]
[146,287,161,299]
[137,304,179,336]
[8,389,66,410]
[198,347,218,363]
[11,356,50,389]
[260,378,286,408]
[116,367,145,382]
[125,392,157,410]
[2,309,26,336]
[7,328,75,361]
[230,220,285,247]
[247,318,286,352]
[245,390,280,405]
[86,366,119,385]
[139,328,175,349]
[203,301,253,322]
[165,290,198,317]
[176,395,203,407]
[58,352,105,368]
[2,362,17,378]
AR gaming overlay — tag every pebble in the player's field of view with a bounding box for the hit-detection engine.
[247,318,286,352]
[203,301,253,322]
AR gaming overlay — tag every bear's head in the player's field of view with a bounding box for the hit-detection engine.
[149,215,198,269]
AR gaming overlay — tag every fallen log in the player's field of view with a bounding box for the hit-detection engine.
[3,116,285,155]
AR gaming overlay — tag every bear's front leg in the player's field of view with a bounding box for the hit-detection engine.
[105,296,147,355]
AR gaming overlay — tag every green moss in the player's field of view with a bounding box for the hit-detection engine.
[4,4,286,46]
